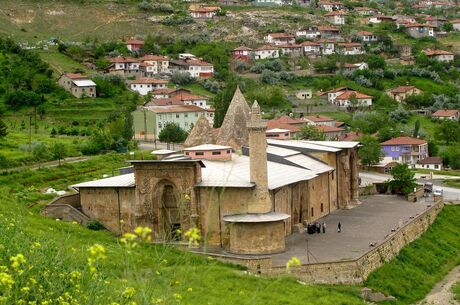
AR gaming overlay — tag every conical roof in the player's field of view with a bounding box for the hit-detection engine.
[216,86,251,149]
[183,114,216,148]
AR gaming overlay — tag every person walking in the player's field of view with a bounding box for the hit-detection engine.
[322,223,326,233]
[337,222,341,233]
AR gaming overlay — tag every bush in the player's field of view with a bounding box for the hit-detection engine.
[260,69,280,85]
[171,71,194,85]
[85,220,105,231]
[203,80,220,93]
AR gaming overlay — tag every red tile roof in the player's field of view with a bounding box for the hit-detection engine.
[145,105,206,113]
[423,49,454,56]
[125,39,144,45]
[339,131,363,141]
[189,5,221,12]
[63,73,87,79]
[233,46,253,51]
[304,114,335,122]
[432,109,459,117]
[404,23,435,28]
[417,156,442,164]
[381,136,427,145]
[391,85,418,93]
[316,125,344,132]
[325,10,346,16]
[337,42,362,47]
[318,25,340,31]
[356,31,374,35]
[336,90,372,100]
[110,56,138,63]
[139,54,168,61]
[128,78,168,85]
[267,33,295,39]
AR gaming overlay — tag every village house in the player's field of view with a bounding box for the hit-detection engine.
[317,0,345,12]
[381,136,429,167]
[128,78,168,96]
[424,16,447,28]
[232,46,253,62]
[368,14,393,24]
[318,39,336,55]
[253,45,280,60]
[423,49,454,62]
[432,109,459,120]
[336,42,365,55]
[316,125,345,139]
[325,11,346,25]
[139,54,170,77]
[404,23,435,38]
[264,33,296,46]
[303,114,337,127]
[388,85,422,103]
[109,56,140,77]
[318,26,341,39]
[295,89,313,99]
[58,73,97,98]
[278,44,303,57]
[132,104,212,141]
[125,38,144,52]
[184,144,233,161]
[451,19,460,31]
[169,58,214,78]
[326,86,352,103]
[333,90,373,108]
[295,26,320,39]
[266,128,292,140]
[340,62,368,72]
[354,7,377,16]
[300,41,324,56]
[415,156,443,171]
[151,88,192,99]
[189,5,221,19]
[267,115,305,137]
[356,31,378,42]
[254,0,284,5]
[146,92,211,110]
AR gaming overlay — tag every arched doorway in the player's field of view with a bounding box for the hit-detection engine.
[156,180,181,241]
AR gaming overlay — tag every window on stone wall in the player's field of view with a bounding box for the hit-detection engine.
[321,203,324,213]
[212,151,221,155]
[311,207,314,217]
[195,152,204,156]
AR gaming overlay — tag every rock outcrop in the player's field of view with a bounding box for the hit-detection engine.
[216,86,251,149]
[183,114,216,148]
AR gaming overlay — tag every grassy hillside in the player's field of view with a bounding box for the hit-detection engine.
[365,205,460,305]
[0,154,367,305]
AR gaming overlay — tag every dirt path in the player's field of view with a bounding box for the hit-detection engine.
[416,265,460,305]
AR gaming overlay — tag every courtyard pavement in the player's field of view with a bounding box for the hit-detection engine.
[270,195,433,267]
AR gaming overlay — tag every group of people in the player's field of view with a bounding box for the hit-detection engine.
[307,222,342,234]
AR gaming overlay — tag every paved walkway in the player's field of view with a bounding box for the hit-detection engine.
[416,265,460,305]
[271,195,432,267]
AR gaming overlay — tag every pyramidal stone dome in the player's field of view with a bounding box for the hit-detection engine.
[216,86,251,149]
[183,114,216,148]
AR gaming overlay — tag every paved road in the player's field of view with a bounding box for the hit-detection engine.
[138,141,183,152]
[360,171,460,202]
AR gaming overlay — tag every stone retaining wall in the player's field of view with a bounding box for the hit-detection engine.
[208,199,444,284]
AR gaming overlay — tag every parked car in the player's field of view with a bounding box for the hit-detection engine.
[433,188,443,196]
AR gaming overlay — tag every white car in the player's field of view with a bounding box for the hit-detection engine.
[433,188,443,196]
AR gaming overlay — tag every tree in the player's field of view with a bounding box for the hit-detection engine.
[367,54,386,70]
[358,135,384,167]
[158,123,188,146]
[212,79,239,128]
[443,22,454,32]
[297,124,326,140]
[51,142,67,166]
[436,120,460,144]
[428,141,438,156]
[390,163,417,195]
[413,119,421,138]
[32,142,49,169]
[441,145,460,169]
[0,119,8,139]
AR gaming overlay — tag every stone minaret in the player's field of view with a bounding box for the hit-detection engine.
[247,101,271,213]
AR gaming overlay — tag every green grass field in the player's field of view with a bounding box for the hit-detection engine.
[365,205,460,305]
[37,48,90,76]
[454,281,460,301]
[0,154,368,305]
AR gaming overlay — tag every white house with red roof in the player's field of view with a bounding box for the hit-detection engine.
[295,26,320,39]
[354,7,377,16]
[388,85,422,103]
[336,42,365,55]
[109,56,140,76]
[169,58,214,78]
[327,87,372,108]
[232,46,253,62]
[415,156,443,171]
[318,0,345,12]
[301,41,322,56]
[432,109,459,120]
[125,38,144,52]
[253,45,280,60]
[325,11,346,25]
[139,54,170,77]
[189,5,221,19]
[318,26,341,39]
[356,31,378,42]
[264,33,295,46]
[423,49,454,62]
[128,78,168,95]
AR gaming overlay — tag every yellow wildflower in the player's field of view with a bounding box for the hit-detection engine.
[122,287,136,299]
[0,272,14,289]
[286,256,302,271]
[21,286,30,293]
[184,227,201,247]
[10,254,26,270]
[187,287,193,292]
[134,226,152,241]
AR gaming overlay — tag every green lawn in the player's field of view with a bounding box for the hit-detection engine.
[365,205,460,305]
[454,281,460,301]
[0,154,367,305]
[37,48,90,76]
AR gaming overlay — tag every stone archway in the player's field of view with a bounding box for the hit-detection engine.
[154,180,181,241]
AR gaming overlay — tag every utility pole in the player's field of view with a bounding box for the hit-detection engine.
[28,113,32,152]
[143,108,147,142]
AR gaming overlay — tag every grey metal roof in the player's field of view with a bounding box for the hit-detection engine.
[72,173,135,188]
[73,79,96,87]
[267,139,342,152]
[266,145,333,174]
[303,140,360,149]
[223,212,290,223]
[200,154,317,190]
[151,149,176,155]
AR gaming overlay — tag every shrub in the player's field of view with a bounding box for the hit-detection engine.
[171,71,194,85]
[260,69,280,85]
[85,220,105,231]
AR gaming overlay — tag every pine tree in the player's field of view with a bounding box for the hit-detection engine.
[0,119,8,139]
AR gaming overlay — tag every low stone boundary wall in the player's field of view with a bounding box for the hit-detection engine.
[206,199,444,284]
